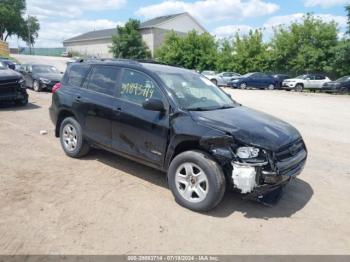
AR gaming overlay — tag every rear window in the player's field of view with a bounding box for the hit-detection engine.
[67,64,90,87]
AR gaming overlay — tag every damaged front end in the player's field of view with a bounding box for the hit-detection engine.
[200,135,307,205]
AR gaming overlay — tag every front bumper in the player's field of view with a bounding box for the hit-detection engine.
[230,140,307,202]
[282,82,296,90]
[227,82,239,88]
[0,88,28,102]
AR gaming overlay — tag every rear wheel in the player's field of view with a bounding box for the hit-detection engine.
[33,80,41,92]
[295,84,303,92]
[60,117,90,158]
[168,150,226,212]
[267,84,275,90]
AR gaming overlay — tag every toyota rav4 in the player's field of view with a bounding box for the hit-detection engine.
[50,60,307,211]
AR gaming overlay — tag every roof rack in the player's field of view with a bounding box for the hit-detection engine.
[78,58,141,65]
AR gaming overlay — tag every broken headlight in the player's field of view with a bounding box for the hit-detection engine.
[236,147,260,159]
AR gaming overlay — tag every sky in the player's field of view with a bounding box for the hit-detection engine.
[8,0,350,48]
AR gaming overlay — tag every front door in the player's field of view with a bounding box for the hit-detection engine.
[112,68,169,167]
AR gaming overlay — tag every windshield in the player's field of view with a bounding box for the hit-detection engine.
[242,73,254,78]
[296,75,308,79]
[33,65,59,74]
[336,76,350,82]
[155,69,236,111]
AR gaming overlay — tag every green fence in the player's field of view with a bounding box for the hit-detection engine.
[19,47,66,57]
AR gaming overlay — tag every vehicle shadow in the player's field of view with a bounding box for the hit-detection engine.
[208,178,313,219]
[84,149,313,219]
[0,102,41,111]
[83,149,167,189]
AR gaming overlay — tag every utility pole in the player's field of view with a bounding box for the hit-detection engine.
[27,15,31,55]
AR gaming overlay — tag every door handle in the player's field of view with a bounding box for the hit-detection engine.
[114,107,122,115]
[75,96,82,103]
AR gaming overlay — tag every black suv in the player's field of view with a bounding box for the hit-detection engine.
[0,61,28,106]
[50,60,307,211]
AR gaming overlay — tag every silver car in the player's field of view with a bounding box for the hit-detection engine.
[202,71,241,86]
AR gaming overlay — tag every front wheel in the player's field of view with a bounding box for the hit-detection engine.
[60,117,90,158]
[295,84,303,92]
[339,87,348,95]
[240,82,247,89]
[15,96,28,106]
[33,80,41,92]
[168,150,226,212]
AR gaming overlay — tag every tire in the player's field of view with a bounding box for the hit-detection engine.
[211,79,218,86]
[339,87,348,95]
[59,117,90,158]
[15,96,28,106]
[240,82,247,89]
[168,150,226,212]
[33,80,41,92]
[267,84,275,90]
[295,84,303,92]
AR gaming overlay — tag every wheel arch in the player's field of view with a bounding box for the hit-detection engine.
[55,109,77,137]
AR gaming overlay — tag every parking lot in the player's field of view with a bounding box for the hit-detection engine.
[0,87,349,254]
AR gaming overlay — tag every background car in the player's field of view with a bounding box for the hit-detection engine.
[322,76,350,94]
[0,59,17,70]
[228,72,277,90]
[270,74,290,89]
[202,71,241,86]
[282,74,331,92]
[19,64,63,92]
[0,61,28,106]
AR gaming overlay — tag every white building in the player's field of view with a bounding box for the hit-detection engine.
[63,12,206,58]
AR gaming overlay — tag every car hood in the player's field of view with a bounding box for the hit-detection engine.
[35,73,62,81]
[191,106,301,151]
[283,78,300,82]
[0,68,21,82]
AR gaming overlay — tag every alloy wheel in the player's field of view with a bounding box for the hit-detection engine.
[33,81,40,92]
[175,163,209,203]
[62,124,78,152]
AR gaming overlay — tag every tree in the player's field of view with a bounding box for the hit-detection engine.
[110,19,151,59]
[0,0,40,50]
[270,14,338,75]
[0,0,26,41]
[330,40,350,77]
[217,30,270,74]
[20,16,40,46]
[346,4,350,36]
[156,30,217,71]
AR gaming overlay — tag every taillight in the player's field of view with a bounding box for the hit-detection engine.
[52,83,62,93]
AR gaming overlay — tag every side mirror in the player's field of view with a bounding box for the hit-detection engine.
[226,93,232,98]
[142,99,165,112]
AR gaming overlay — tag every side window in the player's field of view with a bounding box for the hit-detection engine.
[67,64,90,87]
[120,69,163,106]
[316,75,325,80]
[86,66,119,96]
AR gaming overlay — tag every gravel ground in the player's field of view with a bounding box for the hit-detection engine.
[0,87,349,255]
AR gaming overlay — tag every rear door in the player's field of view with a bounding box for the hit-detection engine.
[78,65,121,148]
[112,68,169,166]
